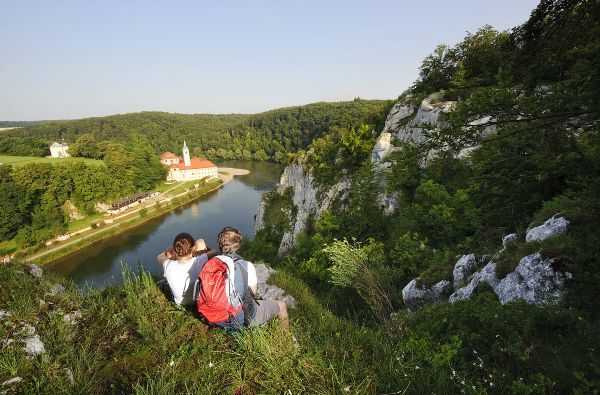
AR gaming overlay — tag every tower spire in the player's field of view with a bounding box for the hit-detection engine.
[182,141,191,167]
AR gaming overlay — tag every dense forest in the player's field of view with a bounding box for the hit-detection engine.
[245,0,600,392]
[0,100,391,162]
[0,133,165,249]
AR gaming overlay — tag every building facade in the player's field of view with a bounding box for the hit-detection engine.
[49,142,70,158]
[160,141,218,181]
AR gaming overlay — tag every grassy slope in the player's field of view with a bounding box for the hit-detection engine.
[0,262,396,394]
[0,155,104,168]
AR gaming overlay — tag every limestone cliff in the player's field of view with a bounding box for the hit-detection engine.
[254,162,350,256]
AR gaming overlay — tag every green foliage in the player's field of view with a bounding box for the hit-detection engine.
[324,239,393,322]
[2,100,391,160]
[389,232,433,284]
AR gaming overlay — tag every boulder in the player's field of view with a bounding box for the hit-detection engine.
[46,284,66,297]
[502,233,518,248]
[402,279,452,312]
[452,254,481,289]
[25,264,43,278]
[23,334,45,357]
[526,215,569,243]
[494,252,572,304]
[449,262,499,303]
[63,310,82,325]
[254,263,296,307]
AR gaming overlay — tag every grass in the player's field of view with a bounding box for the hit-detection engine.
[0,239,17,255]
[0,155,104,168]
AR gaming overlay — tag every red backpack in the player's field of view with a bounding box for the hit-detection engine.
[194,255,245,327]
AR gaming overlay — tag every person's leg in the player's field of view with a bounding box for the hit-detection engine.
[277,301,289,330]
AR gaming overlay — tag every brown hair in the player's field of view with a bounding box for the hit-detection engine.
[172,232,195,259]
[217,227,242,253]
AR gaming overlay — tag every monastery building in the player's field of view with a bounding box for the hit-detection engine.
[160,141,218,181]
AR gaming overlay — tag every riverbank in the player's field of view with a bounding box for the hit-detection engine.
[23,168,250,265]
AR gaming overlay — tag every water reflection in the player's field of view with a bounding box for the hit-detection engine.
[47,160,282,288]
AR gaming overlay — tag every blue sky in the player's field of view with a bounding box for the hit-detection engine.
[0,0,540,120]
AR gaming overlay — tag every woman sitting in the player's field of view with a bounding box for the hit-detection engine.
[157,232,218,306]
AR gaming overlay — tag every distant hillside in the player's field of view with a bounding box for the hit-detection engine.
[2,100,392,160]
[0,120,49,128]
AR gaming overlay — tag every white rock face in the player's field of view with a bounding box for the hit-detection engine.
[526,215,569,243]
[452,254,480,289]
[254,263,296,307]
[383,102,416,133]
[262,163,350,255]
[253,199,267,233]
[371,132,394,164]
[449,262,499,303]
[395,96,455,146]
[402,279,452,312]
[495,252,572,304]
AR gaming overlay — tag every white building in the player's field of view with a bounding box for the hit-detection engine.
[160,141,218,181]
[49,142,70,158]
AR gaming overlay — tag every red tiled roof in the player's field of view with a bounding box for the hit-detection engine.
[160,151,178,159]
[169,157,217,170]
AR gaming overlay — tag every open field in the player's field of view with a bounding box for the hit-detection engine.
[0,127,20,131]
[0,155,104,167]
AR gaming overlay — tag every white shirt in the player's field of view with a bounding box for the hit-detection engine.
[163,254,208,305]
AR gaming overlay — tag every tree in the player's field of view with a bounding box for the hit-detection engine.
[413,44,457,93]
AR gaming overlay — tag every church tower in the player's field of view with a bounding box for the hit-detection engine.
[182,141,191,167]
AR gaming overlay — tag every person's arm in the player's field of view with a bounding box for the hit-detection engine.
[157,246,173,270]
[193,239,218,259]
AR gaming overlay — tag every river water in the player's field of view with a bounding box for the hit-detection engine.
[46,160,282,288]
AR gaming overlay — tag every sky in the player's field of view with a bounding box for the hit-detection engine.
[0,0,540,120]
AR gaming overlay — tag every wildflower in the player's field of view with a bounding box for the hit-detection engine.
[490,382,494,387]
[472,385,476,390]
[415,366,420,370]
[208,362,214,368]
[461,380,465,385]
[169,359,174,367]
[344,386,350,392]
[396,356,400,361]
[473,350,477,354]
[495,334,500,338]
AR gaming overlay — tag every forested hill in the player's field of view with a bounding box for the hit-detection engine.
[1,100,391,161]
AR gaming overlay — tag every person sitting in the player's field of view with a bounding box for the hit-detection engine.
[157,232,218,306]
[216,226,289,330]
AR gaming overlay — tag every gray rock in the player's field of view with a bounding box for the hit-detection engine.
[526,215,569,243]
[17,324,35,337]
[402,279,452,312]
[452,254,480,289]
[449,262,499,303]
[63,310,82,325]
[272,163,350,255]
[1,377,22,386]
[0,310,11,320]
[495,252,572,304]
[23,334,45,356]
[25,264,43,278]
[502,233,518,248]
[46,284,66,296]
[63,368,74,386]
[254,263,296,307]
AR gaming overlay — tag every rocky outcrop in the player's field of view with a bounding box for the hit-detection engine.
[403,215,573,310]
[452,254,482,289]
[255,263,297,307]
[525,215,569,243]
[449,261,499,303]
[402,279,452,312]
[495,253,572,304]
[255,162,350,255]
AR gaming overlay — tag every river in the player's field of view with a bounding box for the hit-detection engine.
[46,160,282,288]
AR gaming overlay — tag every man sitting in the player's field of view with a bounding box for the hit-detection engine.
[217,226,289,330]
